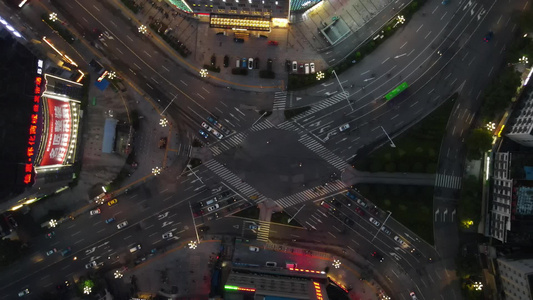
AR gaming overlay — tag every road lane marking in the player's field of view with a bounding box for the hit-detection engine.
[160,188,168,194]
[93,5,100,11]
[74,238,85,244]
[424,31,432,39]
[441,11,447,20]
[163,195,173,201]
[197,93,205,100]
[82,17,89,23]
[151,77,159,84]
[328,232,336,238]
[400,41,407,49]
[351,239,359,245]
[146,83,154,89]
[124,235,132,240]
[71,231,81,236]
[202,87,210,93]
[381,57,390,64]
[126,35,133,41]
[180,80,188,86]
[416,24,423,32]
[162,65,170,72]
[116,48,123,54]
[67,224,76,229]
[144,50,152,58]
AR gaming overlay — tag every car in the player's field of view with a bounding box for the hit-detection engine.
[46,248,57,256]
[223,55,229,67]
[304,63,310,74]
[394,235,406,247]
[409,292,418,300]
[369,217,380,227]
[339,124,350,132]
[320,200,331,209]
[380,226,391,235]
[207,116,231,135]
[285,60,291,72]
[107,198,118,206]
[310,62,315,73]
[198,225,210,232]
[241,58,247,68]
[412,249,422,258]
[17,289,30,297]
[105,217,115,224]
[129,244,142,253]
[268,40,278,46]
[265,261,277,267]
[235,59,240,68]
[442,0,449,3]
[201,122,223,139]
[484,31,493,42]
[210,55,216,66]
[90,208,101,215]
[357,199,368,208]
[371,251,384,262]
[248,58,253,70]
[346,191,356,200]
[207,204,220,212]
[85,260,97,269]
[249,224,260,230]
[344,217,355,226]
[234,38,244,43]
[267,58,273,71]
[259,34,268,39]
[162,232,173,239]
[254,57,259,69]
[292,61,297,72]
[249,246,260,252]
[45,231,55,239]
[199,129,209,139]
[60,247,72,257]
[116,221,128,229]
[216,32,225,36]
[355,207,365,216]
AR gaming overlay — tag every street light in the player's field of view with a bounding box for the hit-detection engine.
[188,241,198,249]
[107,71,117,80]
[331,70,354,111]
[333,259,341,269]
[114,270,123,279]
[138,25,148,35]
[152,167,161,176]
[159,117,169,127]
[316,71,325,81]
[396,15,405,25]
[49,12,58,22]
[200,69,208,78]
[519,56,529,64]
[49,219,57,228]
[486,122,496,131]
[83,286,91,295]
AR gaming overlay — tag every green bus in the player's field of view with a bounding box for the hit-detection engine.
[384,82,409,101]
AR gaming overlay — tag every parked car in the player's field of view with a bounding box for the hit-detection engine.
[207,204,220,212]
[345,191,356,200]
[394,235,407,247]
[292,61,297,72]
[234,38,244,43]
[254,57,260,69]
[105,217,115,224]
[18,289,30,297]
[223,55,229,67]
[369,217,381,227]
[89,208,101,215]
[248,58,254,70]
[85,260,97,269]
[241,58,247,68]
[60,247,72,257]
[310,62,315,73]
[442,0,449,4]
[355,207,365,216]
[357,199,368,208]
[129,244,142,253]
[268,40,278,46]
[46,248,57,256]
[199,129,209,139]
[107,199,118,206]
[162,232,173,239]
[409,292,418,300]
[380,226,391,235]
[116,221,128,229]
[249,246,260,252]
[304,63,310,74]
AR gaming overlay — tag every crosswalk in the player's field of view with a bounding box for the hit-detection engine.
[256,221,270,242]
[209,120,274,155]
[298,134,348,171]
[435,173,462,189]
[204,160,267,204]
[291,91,349,122]
[273,91,287,111]
[276,180,346,208]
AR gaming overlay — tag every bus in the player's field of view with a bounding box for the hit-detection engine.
[384,82,409,101]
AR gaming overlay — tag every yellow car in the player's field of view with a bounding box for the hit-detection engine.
[107,199,118,206]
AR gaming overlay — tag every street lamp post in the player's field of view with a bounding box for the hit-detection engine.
[187,164,204,185]
[380,126,396,148]
[371,211,391,241]
[331,70,354,111]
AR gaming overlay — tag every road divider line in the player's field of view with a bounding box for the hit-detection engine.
[328,232,336,238]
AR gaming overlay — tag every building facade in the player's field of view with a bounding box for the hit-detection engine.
[497,257,533,300]
[507,90,533,147]
[489,152,513,243]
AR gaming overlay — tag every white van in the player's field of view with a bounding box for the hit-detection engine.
[236,59,240,68]
[305,63,310,74]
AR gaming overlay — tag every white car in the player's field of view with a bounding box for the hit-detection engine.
[249,246,260,252]
[207,204,220,212]
[248,58,254,70]
[201,122,223,139]
[394,235,406,247]
[129,244,141,253]
[357,199,368,208]
[85,260,97,269]
[17,289,30,297]
[304,63,310,74]
[339,124,350,132]
[162,232,173,239]
[89,208,101,215]
[409,292,418,300]
[369,217,381,227]
[116,221,128,229]
[45,248,57,256]
[310,62,315,73]
[292,61,297,72]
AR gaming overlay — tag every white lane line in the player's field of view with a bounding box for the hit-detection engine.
[67,224,76,229]
[124,235,132,240]
[133,63,141,69]
[410,101,419,107]
[219,101,228,107]
[424,31,432,39]
[82,17,89,23]
[160,188,168,194]
[441,11,448,20]
[130,194,138,199]
[71,231,81,236]
[391,114,399,120]
[116,48,123,54]
[126,35,133,42]
[149,232,158,237]
[202,87,210,93]
[215,107,223,114]
[97,229,106,233]
[351,239,359,245]
[146,83,154,89]
[152,77,159,84]
[180,80,188,86]
[163,196,173,201]
[361,70,370,75]
[197,93,205,100]
[432,5,438,14]
[162,65,170,72]
[328,232,336,238]
[146,225,154,229]
[382,57,390,64]
[74,239,85,244]
[93,5,100,11]
[61,265,70,270]
[110,20,118,27]
[144,50,152,58]
[416,24,423,32]
[400,41,407,49]
[407,48,415,56]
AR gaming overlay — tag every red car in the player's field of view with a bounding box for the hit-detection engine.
[268,40,278,46]
[355,207,365,216]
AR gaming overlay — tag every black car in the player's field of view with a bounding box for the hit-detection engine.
[267,58,273,71]
[483,31,493,42]
[210,55,216,66]
[234,38,244,43]
[254,57,260,69]
[371,251,384,262]
[223,55,229,68]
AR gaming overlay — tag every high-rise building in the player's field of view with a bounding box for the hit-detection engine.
[507,90,533,147]
[497,256,533,300]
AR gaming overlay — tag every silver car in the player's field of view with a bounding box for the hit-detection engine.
[116,221,128,229]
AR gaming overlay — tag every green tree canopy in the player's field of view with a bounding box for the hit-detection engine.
[466,128,493,159]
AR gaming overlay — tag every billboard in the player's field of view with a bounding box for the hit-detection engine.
[40,98,71,166]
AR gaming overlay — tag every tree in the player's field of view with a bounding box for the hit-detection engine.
[465,128,492,159]
[0,239,25,266]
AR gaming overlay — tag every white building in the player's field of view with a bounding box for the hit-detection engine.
[508,90,533,147]
[497,257,533,300]
[489,152,513,243]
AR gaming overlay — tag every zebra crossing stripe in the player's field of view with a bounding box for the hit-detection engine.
[435,173,462,189]
[275,180,346,208]
[298,134,347,171]
[293,92,349,121]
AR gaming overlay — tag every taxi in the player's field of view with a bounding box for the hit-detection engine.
[107,198,118,206]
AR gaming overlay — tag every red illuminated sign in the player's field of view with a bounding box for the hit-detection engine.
[40,98,71,166]
[24,61,43,185]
